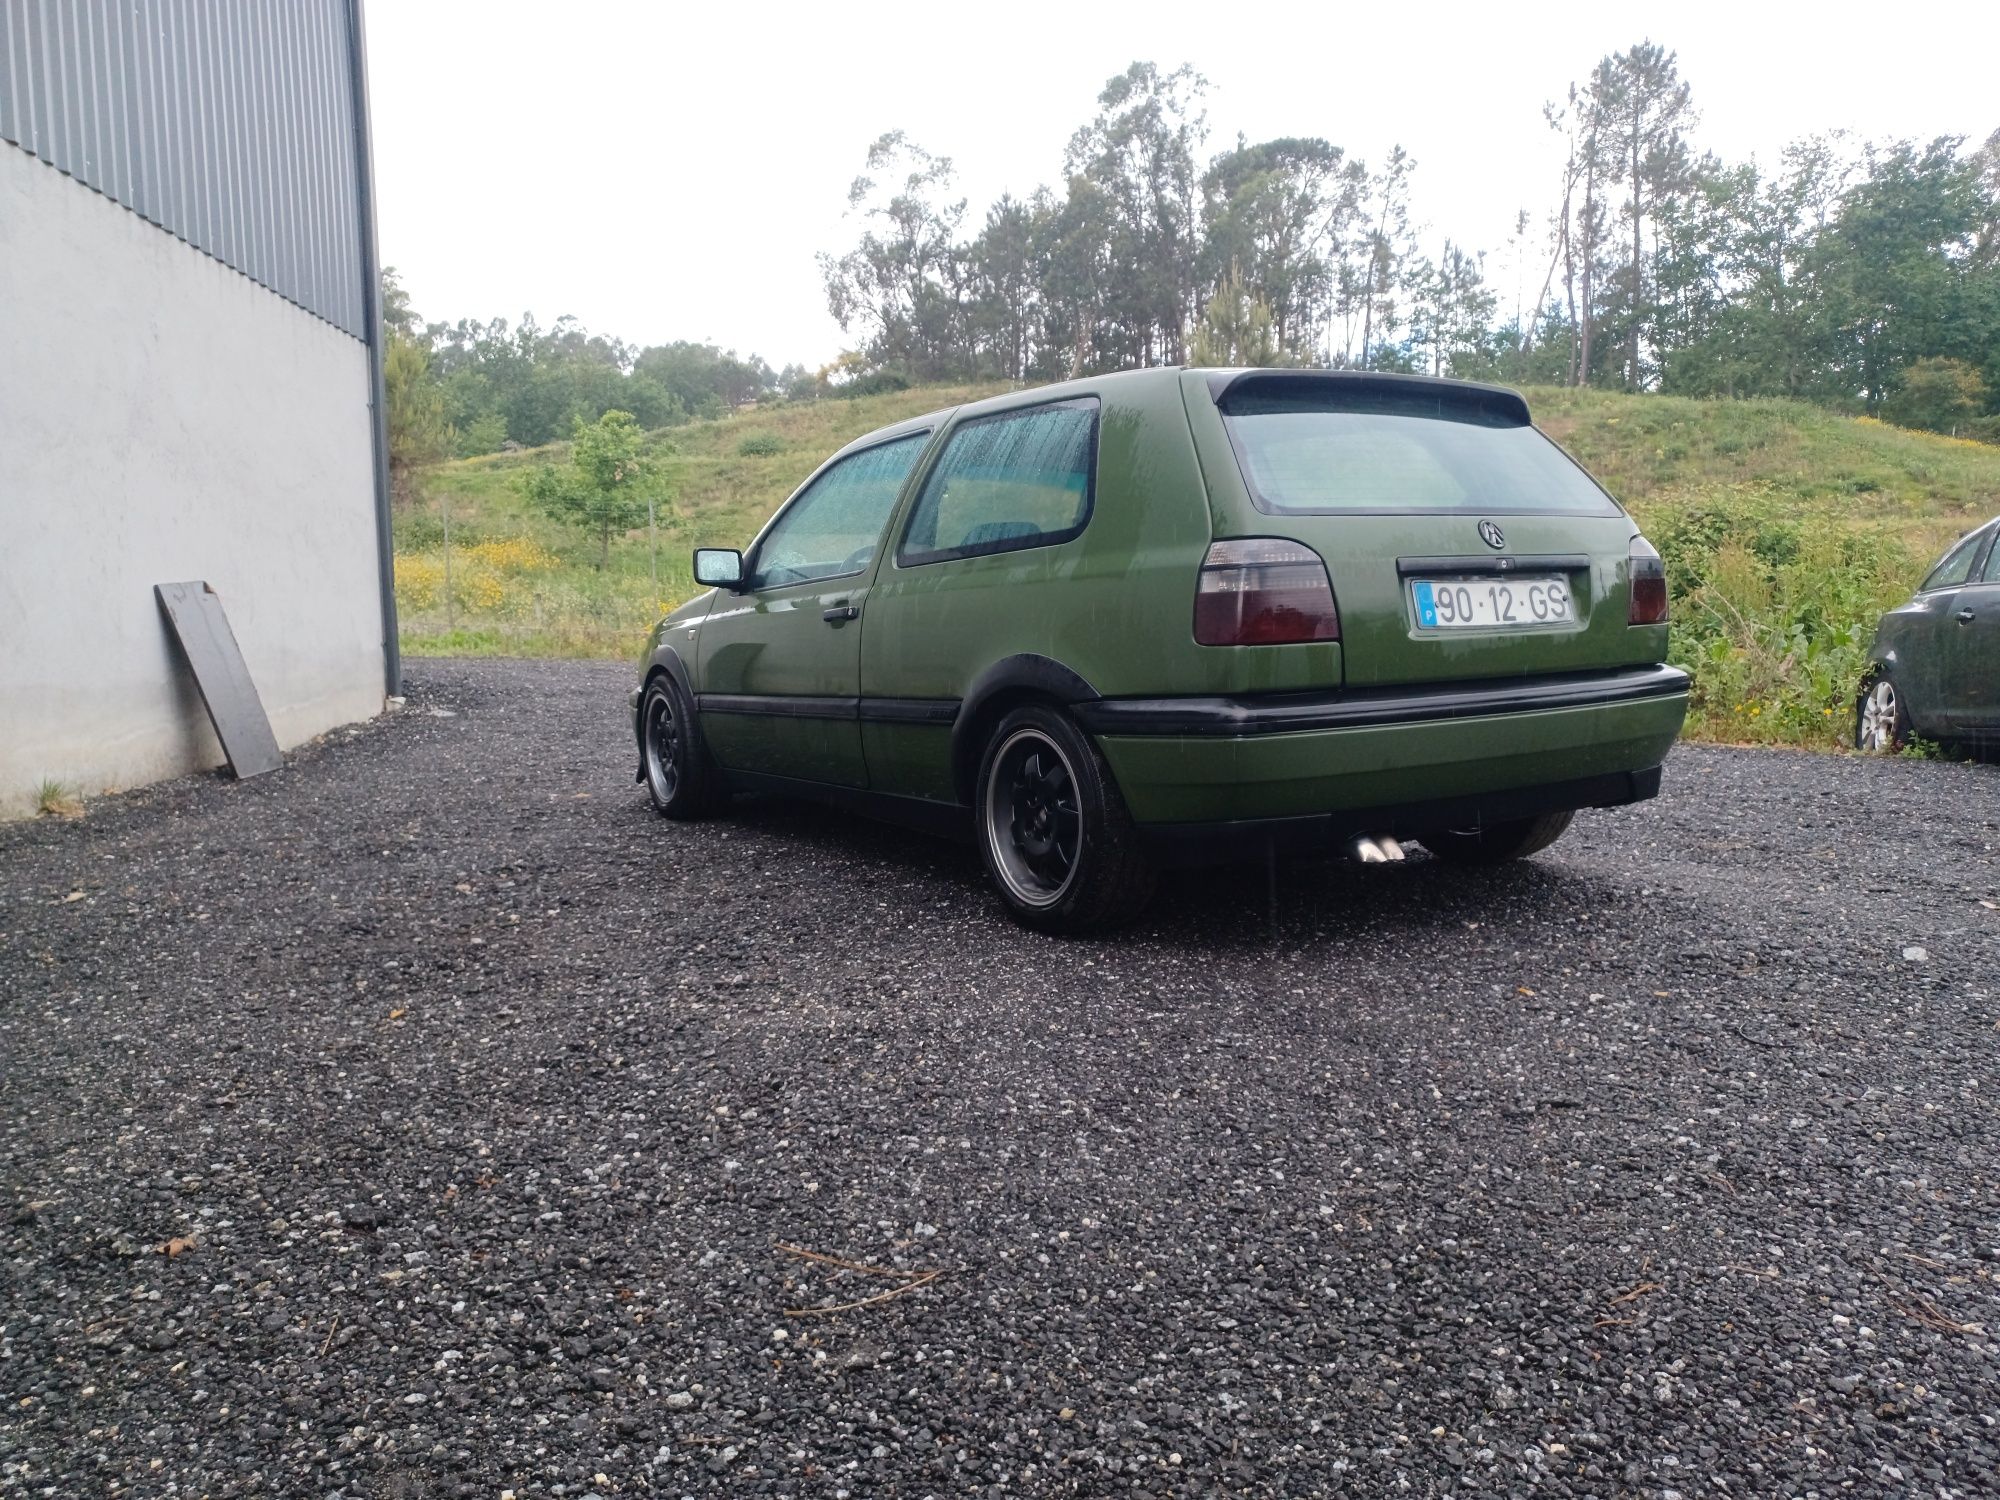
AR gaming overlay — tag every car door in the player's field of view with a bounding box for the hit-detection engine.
[696,431,931,786]
[1940,526,2000,731]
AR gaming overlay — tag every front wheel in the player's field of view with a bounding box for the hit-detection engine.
[1854,669,1909,754]
[975,705,1156,934]
[641,674,725,818]
[1418,810,1574,865]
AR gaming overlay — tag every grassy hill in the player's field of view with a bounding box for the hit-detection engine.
[396,383,2000,749]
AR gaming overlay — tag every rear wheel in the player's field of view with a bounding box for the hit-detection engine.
[976,705,1155,934]
[1418,810,1574,865]
[1854,669,1910,754]
[641,674,725,818]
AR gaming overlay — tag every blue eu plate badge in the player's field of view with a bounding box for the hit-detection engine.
[1413,581,1439,628]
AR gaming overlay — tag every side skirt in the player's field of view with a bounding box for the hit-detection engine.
[721,769,975,842]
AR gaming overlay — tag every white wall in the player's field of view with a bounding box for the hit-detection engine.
[0,146,386,815]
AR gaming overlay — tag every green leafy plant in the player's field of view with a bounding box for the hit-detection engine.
[1655,487,1921,747]
[736,432,784,457]
[526,410,658,568]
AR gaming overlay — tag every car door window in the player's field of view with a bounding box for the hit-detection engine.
[898,399,1098,566]
[750,433,929,590]
[1980,531,2000,583]
[1921,532,1984,593]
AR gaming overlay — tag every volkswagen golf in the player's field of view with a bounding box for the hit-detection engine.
[631,368,1689,932]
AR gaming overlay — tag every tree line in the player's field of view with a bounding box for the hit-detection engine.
[382,269,801,470]
[820,50,2000,438]
[380,40,2000,502]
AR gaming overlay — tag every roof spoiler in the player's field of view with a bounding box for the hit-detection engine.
[1205,369,1532,428]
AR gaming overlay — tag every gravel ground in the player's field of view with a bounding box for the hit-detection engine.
[3,657,1998,1500]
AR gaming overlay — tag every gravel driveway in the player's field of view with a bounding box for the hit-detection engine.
[4,657,1998,1498]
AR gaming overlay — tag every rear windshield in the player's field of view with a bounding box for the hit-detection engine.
[1219,382,1620,515]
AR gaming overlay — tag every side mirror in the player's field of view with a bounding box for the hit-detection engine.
[693,548,744,590]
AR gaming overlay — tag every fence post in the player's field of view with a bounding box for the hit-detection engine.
[440,490,455,633]
[648,495,659,598]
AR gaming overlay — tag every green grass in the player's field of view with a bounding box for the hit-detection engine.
[1524,388,1996,747]
[396,381,2000,749]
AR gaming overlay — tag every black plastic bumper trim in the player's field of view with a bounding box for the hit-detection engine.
[1075,665,1689,737]
[1139,766,1664,865]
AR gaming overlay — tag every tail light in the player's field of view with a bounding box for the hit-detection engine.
[1193,539,1340,646]
[1628,537,1668,625]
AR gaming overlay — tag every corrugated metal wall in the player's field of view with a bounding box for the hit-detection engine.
[0,0,367,340]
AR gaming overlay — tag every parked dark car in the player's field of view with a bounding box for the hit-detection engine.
[632,368,1689,932]
[1856,515,2000,753]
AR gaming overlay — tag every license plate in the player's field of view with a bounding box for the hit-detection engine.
[1411,575,1572,630]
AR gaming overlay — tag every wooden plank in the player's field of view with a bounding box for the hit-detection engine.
[154,581,284,779]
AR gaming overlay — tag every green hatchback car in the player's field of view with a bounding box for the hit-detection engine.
[631,368,1688,931]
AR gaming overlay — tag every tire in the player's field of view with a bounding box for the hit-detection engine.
[1854,669,1910,754]
[640,673,726,819]
[975,704,1156,933]
[1418,810,1574,865]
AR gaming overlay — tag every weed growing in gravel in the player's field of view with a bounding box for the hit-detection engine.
[34,779,81,817]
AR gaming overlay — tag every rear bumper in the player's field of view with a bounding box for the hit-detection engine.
[1088,665,1688,835]
[1139,767,1662,864]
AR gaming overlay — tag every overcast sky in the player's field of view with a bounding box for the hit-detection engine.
[365,0,1996,371]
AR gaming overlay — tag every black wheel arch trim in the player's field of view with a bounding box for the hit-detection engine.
[1074,664,1690,737]
[634,646,696,781]
[949,653,1102,803]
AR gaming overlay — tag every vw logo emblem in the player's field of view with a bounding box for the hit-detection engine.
[1477,519,1506,550]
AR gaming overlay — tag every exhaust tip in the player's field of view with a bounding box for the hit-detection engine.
[1346,834,1405,864]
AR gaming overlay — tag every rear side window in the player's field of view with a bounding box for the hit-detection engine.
[1219,381,1619,516]
[1922,531,1986,592]
[1982,532,2000,583]
[898,399,1098,566]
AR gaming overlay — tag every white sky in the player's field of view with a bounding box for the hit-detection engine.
[366,0,1997,370]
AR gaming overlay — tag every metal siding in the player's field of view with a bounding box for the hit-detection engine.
[0,0,368,340]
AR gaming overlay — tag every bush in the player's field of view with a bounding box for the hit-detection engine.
[456,412,510,457]
[393,510,482,551]
[838,370,910,398]
[736,432,784,457]
[1649,486,1918,746]
[1882,357,1987,436]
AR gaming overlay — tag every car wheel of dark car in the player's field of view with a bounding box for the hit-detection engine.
[1854,669,1911,754]
[1418,810,1574,865]
[642,675,725,819]
[976,705,1156,933]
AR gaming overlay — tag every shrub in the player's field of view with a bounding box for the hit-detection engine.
[736,432,784,457]
[1650,486,1919,746]
[456,412,510,457]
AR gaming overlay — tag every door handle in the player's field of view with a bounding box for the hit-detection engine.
[822,604,860,624]
[1957,608,1977,624]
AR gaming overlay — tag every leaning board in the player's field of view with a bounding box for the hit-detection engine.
[154,581,284,779]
